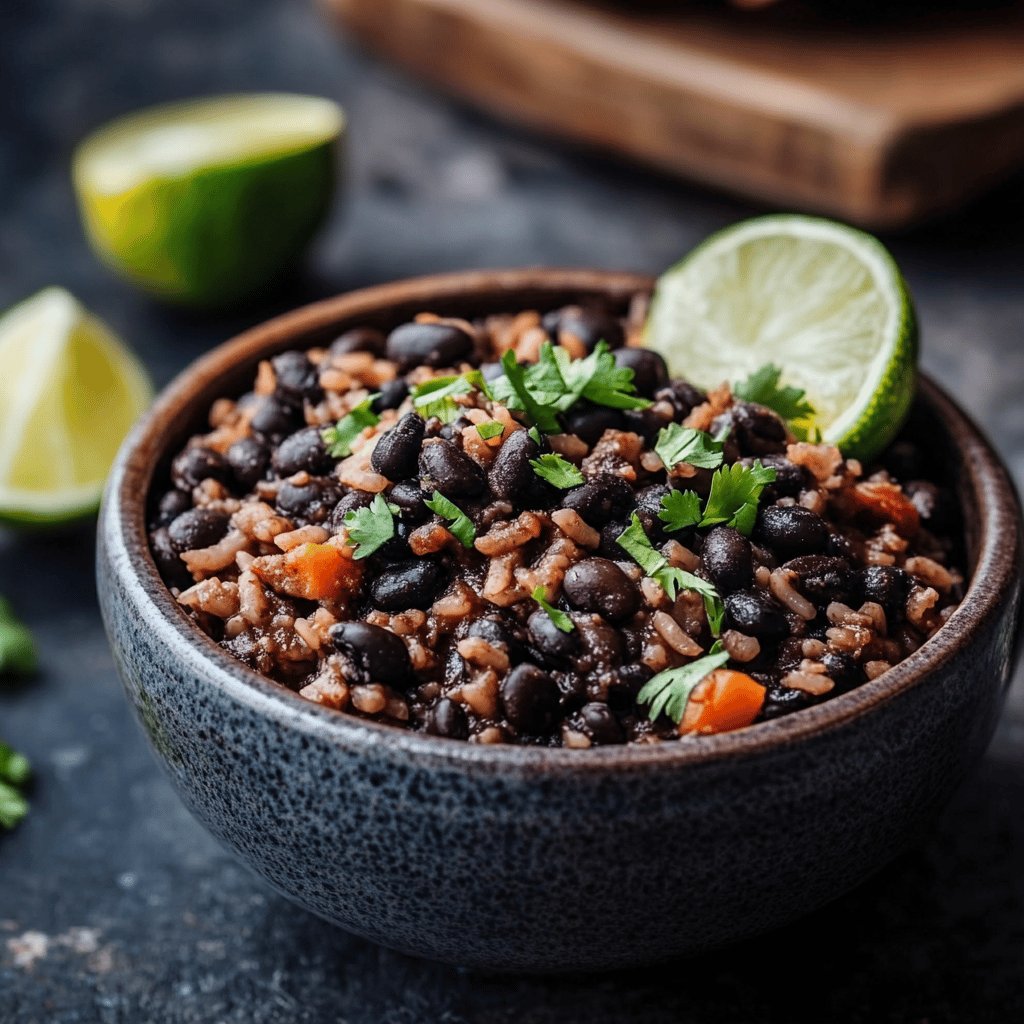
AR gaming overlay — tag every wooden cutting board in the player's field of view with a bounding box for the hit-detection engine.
[321,0,1024,228]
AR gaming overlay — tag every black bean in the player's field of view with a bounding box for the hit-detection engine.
[330,327,387,358]
[251,396,303,440]
[882,441,924,481]
[327,489,375,532]
[622,405,674,444]
[613,348,669,397]
[167,507,230,552]
[714,402,787,457]
[527,608,579,663]
[761,685,810,720]
[426,698,469,740]
[500,665,561,733]
[606,663,652,709]
[371,413,425,480]
[634,484,673,531]
[370,560,443,611]
[439,416,472,441]
[150,527,192,589]
[330,622,413,689]
[561,474,633,527]
[372,379,408,412]
[386,321,474,371]
[468,618,528,663]
[724,590,790,641]
[578,618,625,667]
[654,380,706,419]
[388,480,430,523]
[480,361,504,382]
[226,437,270,491]
[272,426,334,477]
[543,305,625,351]
[702,527,754,593]
[272,351,322,404]
[752,455,810,500]
[826,531,858,562]
[171,446,230,491]
[580,703,625,745]
[821,651,862,692]
[154,489,191,527]
[419,439,486,497]
[488,429,541,499]
[756,505,829,558]
[563,403,625,447]
[783,555,855,605]
[563,558,640,623]
[904,480,957,533]
[276,477,342,523]
[597,519,632,560]
[857,566,912,623]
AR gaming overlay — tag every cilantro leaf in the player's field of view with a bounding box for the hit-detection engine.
[577,344,652,411]
[412,371,486,424]
[658,489,702,532]
[0,598,36,677]
[654,424,724,471]
[616,514,724,634]
[321,395,381,458]
[700,460,777,536]
[734,364,815,425]
[493,350,562,433]
[424,491,476,548]
[475,421,504,440]
[0,741,30,831]
[531,586,575,633]
[636,648,730,724]
[530,453,585,490]
[343,493,399,560]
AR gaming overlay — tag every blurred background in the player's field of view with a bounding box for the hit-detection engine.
[2,1,1024,1021]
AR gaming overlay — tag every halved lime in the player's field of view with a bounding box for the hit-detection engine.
[72,93,344,308]
[0,288,152,525]
[645,215,918,462]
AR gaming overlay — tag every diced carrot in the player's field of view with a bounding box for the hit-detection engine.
[252,543,362,602]
[680,669,766,736]
[849,482,920,537]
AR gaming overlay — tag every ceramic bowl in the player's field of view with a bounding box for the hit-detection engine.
[97,269,1023,972]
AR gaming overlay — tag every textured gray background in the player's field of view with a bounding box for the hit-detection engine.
[2,0,1024,1021]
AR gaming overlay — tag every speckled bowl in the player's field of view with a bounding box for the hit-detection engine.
[97,269,1023,972]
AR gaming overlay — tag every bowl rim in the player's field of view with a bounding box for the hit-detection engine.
[101,267,1023,777]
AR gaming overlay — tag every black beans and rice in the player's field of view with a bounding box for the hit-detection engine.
[150,297,963,746]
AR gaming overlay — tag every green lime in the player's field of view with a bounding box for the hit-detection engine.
[0,288,152,525]
[72,93,344,308]
[645,214,918,463]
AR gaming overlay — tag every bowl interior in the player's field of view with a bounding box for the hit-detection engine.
[111,268,1023,770]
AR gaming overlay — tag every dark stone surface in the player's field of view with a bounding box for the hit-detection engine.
[1,0,1023,1020]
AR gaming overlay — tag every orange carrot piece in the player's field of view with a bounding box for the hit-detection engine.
[680,669,766,736]
[253,543,362,602]
[849,482,920,538]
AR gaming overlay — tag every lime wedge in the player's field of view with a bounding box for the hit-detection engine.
[645,215,918,462]
[72,93,344,308]
[0,288,152,525]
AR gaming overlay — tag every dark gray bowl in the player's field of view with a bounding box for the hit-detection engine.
[97,269,1023,972]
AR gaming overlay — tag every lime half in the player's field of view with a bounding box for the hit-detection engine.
[72,93,344,308]
[645,215,918,462]
[0,288,152,525]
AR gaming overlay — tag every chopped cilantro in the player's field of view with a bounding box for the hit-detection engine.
[343,493,399,560]
[636,646,730,724]
[424,491,476,548]
[530,453,585,490]
[490,341,650,433]
[531,586,575,633]
[658,489,702,532]
[0,598,36,678]
[616,514,725,635]
[654,424,724,471]
[0,740,30,831]
[700,460,777,536]
[475,421,504,440]
[734,363,815,431]
[412,371,486,424]
[321,395,381,457]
